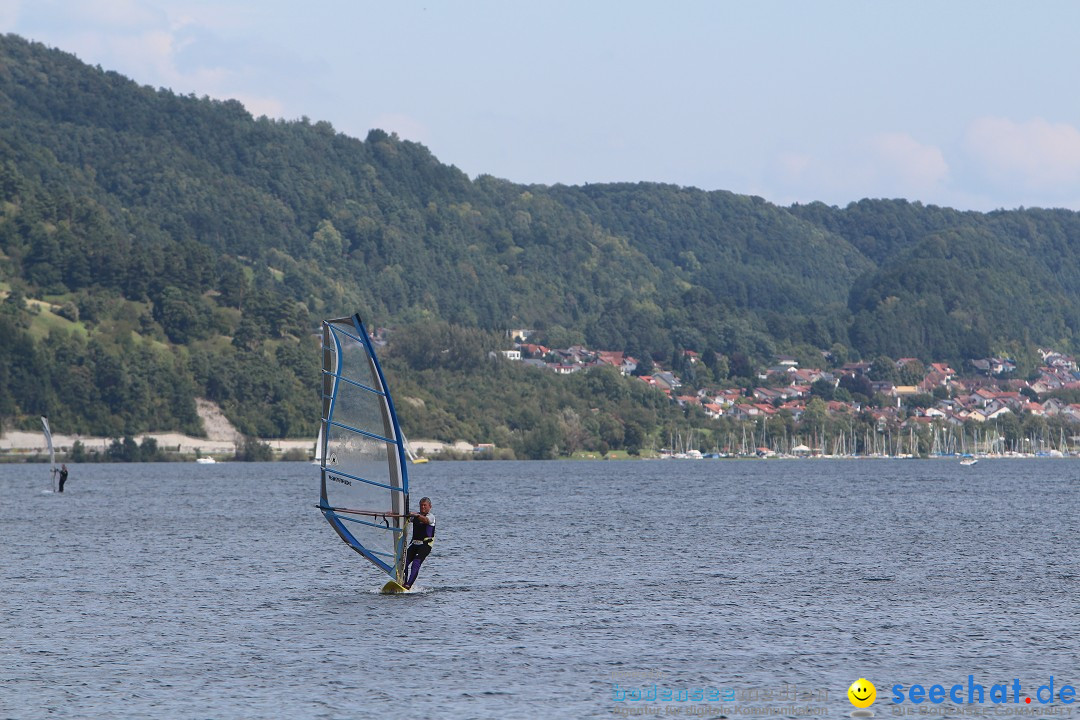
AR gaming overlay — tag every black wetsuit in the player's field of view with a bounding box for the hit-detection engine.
[57,467,68,493]
[404,512,435,587]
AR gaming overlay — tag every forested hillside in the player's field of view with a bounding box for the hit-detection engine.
[3,33,1080,452]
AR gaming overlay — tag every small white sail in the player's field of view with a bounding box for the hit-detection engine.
[312,425,324,465]
[41,416,56,491]
[402,432,428,464]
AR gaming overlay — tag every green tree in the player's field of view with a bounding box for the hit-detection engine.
[869,355,900,382]
[810,378,835,401]
[235,435,273,461]
[801,397,829,434]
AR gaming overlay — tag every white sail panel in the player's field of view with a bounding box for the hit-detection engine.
[41,416,56,492]
[319,316,409,580]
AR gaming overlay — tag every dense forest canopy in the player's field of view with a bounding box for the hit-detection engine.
[3,33,1080,454]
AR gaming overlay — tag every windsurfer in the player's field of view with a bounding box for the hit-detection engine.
[57,464,69,493]
[404,496,435,589]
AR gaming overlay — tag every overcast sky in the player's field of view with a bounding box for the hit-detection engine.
[4,1,1080,212]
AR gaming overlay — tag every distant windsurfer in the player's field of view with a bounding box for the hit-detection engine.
[57,464,69,493]
[403,497,435,589]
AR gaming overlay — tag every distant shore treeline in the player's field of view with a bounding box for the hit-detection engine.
[3,33,1080,451]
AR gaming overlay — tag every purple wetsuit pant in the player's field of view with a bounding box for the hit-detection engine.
[405,542,431,587]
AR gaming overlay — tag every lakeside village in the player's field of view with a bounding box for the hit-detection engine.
[500,332,1080,460]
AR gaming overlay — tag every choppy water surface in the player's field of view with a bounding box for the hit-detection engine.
[3,459,1079,719]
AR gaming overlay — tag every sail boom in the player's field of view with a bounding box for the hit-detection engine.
[317,504,410,518]
[337,516,406,534]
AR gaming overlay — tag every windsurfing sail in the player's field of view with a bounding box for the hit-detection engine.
[41,416,56,491]
[318,315,410,584]
[402,432,429,464]
[312,425,324,465]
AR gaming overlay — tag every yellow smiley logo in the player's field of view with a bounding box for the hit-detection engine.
[848,678,876,708]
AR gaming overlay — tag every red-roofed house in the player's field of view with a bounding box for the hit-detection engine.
[930,363,956,377]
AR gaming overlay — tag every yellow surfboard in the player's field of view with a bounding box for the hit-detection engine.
[381,579,410,594]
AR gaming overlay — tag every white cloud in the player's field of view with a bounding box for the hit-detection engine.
[15,3,294,118]
[965,116,1080,189]
[770,133,949,206]
[103,30,181,81]
[368,113,431,145]
[868,132,949,191]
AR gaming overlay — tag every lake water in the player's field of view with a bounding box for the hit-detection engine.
[3,459,1079,719]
